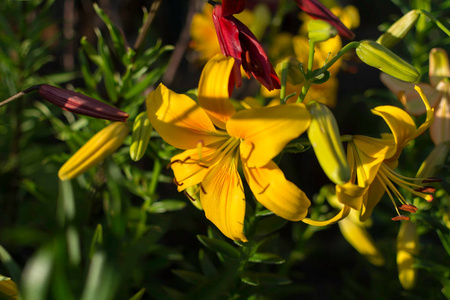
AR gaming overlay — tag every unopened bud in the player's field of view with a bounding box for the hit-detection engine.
[130,112,153,161]
[377,10,420,48]
[356,40,420,82]
[276,57,305,85]
[397,221,419,290]
[39,84,129,122]
[307,101,350,185]
[59,122,129,180]
[308,19,337,42]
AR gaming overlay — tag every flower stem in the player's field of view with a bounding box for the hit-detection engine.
[419,9,450,37]
[316,41,360,74]
[149,158,162,196]
[280,60,289,103]
[0,85,40,108]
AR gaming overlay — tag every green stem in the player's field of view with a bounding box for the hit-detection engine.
[316,41,360,75]
[280,60,288,103]
[298,83,310,103]
[419,9,450,37]
[307,40,316,74]
[149,158,162,196]
[0,85,40,108]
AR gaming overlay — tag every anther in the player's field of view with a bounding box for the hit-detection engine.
[391,215,410,221]
[398,204,418,213]
[414,186,436,193]
[422,177,442,183]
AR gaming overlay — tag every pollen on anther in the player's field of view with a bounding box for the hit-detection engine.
[398,204,418,213]
[391,215,410,221]
[415,186,436,193]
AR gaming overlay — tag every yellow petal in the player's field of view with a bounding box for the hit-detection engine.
[243,160,310,221]
[200,155,247,242]
[371,105,417,152]
[430,48,450,87]
[430,92,450,145]
[360,176,386,221]
[336,182,368,210]
[380,73,441,115]
[58,122,129,181]
[397,221,419,290]
[227,103,311,167]
[198,54,236,129]
[350,136,394,184]
[303,205,351,226]
[338,211,385,266]
[170,147,219,192]
[146,84,227,149]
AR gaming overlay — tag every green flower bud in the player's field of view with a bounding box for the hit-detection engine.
[308,19,338,43]
[275,57,305,85]
[307,101,350,185]
[356,40,420,82]
[376,10,420,49]
[130,111,153,161]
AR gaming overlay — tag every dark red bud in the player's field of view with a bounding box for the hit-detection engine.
[39,84,129,122]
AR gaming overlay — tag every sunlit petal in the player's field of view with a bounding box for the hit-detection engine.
[146,84,227,149]
[171,147,219,192]
[228,103,311,167]
[200,155,247,242]
[370,105,417,153]
[243,160,310,221]
[198,54,236,129]
[430,48,450,87]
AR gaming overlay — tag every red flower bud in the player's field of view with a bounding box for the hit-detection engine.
[221,0,246,16]
[39,84,129,122]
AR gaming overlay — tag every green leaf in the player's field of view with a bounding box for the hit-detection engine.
[254,215,288,236]
[197,235,240,259]
[241,271,292,286]
[57,179,75,225]
[437,229,450,256]
[172,269,205,284]
[146,200,186,214]
[248,252,286,265]
[0,245,21,282]
[123,66,166,100]
[89,224,103,258]
[95,28,118,103]
[93,3,126,61]
[21,244,55,300]
[129,288,146,300]
[80,252,119,300]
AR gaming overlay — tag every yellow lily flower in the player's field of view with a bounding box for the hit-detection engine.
[146,54,312,241]
[381,48,450,145]
[304,86,434,225]
[340,86,434,221]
